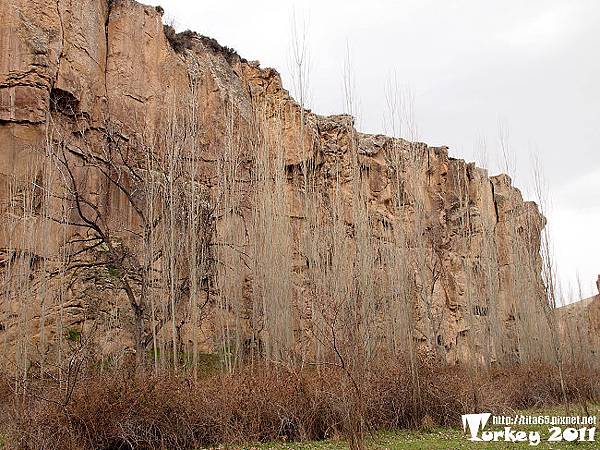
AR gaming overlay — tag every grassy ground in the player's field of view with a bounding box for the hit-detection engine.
[239,404,600,450]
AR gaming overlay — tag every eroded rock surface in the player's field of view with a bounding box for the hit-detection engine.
[0,0,551,369]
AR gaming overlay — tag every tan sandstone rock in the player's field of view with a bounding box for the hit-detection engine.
[0,0,554,370]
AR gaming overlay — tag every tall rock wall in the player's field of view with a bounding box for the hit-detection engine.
[0,0,552,371]
[558,277,600,362]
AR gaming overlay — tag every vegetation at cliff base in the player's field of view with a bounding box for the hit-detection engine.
[1,363,598,450]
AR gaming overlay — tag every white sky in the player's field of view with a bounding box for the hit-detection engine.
[145,0,600,302]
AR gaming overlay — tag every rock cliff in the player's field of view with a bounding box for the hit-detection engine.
[558,276,600,362]
[0,0,553,371]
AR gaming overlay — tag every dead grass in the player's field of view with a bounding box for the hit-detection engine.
[0,361,597,450]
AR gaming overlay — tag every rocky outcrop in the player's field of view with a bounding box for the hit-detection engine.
[0,0,551,370]
[558,276,600,362]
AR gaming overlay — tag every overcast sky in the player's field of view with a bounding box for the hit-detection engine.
[146,0,600,302]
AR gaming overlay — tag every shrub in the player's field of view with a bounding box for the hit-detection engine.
[163,25,195,53]
[1,361,597,449]
[66,329,82,341]
[196,35,244,63]
[162,25,245,63]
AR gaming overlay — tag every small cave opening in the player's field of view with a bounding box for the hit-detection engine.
[472,305,489,316]
[50,88,80,116]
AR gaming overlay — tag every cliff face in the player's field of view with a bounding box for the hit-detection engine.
[0,0,552,370]
[558,277,600,361]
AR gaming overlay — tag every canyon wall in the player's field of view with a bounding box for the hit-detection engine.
[0,0,553,371]
[558,277,600,362]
